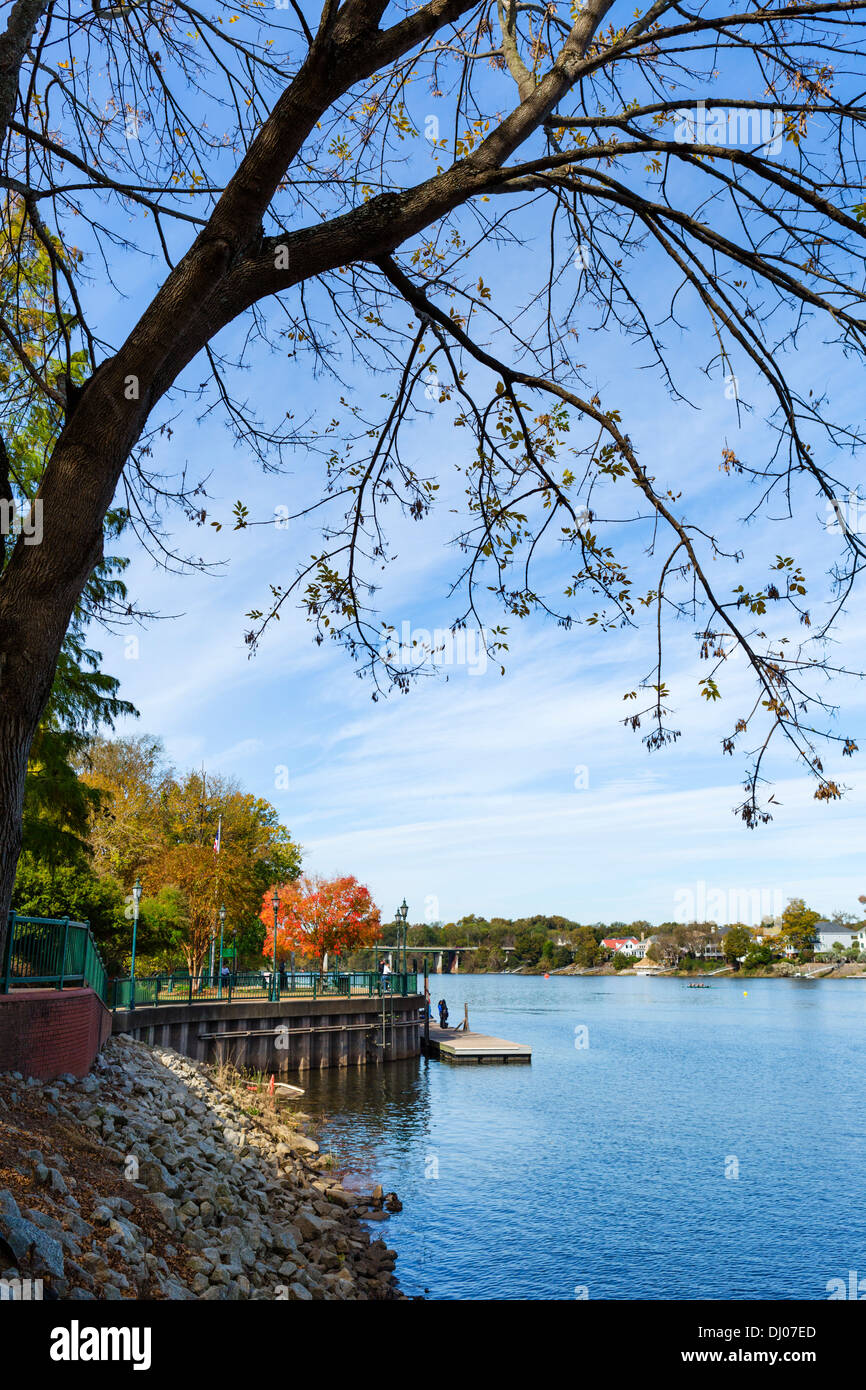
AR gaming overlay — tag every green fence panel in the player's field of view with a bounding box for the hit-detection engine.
[106,968,419,1011]
[2,914,108,1002]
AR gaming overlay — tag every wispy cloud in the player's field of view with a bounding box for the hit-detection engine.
[98,289,866,926]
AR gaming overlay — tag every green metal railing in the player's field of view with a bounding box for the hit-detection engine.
[111,968,418,1012]
[1,912,108,1001]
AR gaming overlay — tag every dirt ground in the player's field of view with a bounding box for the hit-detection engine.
[0,1074,199,1296]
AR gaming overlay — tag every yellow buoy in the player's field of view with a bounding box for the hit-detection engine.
[743,990,748,997]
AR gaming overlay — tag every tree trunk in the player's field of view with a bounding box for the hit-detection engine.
[0,0,50,145]
[0,705,31,945]
[0,421,111,970]
[0,0,610,975]
[0,560,91,968]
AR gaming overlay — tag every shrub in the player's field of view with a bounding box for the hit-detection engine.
[743,945,773,970]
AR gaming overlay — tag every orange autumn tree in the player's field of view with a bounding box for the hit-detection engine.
[261,874,380,971]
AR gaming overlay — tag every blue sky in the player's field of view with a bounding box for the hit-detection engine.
[95,280,866,928]
[60,6,866,927]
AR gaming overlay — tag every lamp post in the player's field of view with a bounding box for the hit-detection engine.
[217,905,226,999]
[271,889,280,1001]
[396,898,409,976]
[129,878,142,1011]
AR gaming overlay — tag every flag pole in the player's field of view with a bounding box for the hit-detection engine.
[210,813,222,982]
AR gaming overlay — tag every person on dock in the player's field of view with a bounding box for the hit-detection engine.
[438,999,449,1028]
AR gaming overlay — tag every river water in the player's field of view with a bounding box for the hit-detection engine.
[298,974,866,1300]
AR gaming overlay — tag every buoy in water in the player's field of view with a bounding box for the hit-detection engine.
[544,972,550,979]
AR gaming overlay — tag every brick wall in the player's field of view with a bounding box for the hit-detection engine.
[0,988,112,1079]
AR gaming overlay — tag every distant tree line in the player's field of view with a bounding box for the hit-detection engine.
[374,900,866,974]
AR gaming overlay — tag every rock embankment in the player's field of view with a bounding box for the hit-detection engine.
[0,1034,403,1300]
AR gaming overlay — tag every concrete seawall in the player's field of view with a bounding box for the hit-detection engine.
[111,994,424,1073]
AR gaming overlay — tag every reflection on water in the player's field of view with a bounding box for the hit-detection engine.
[297,975,866,1300]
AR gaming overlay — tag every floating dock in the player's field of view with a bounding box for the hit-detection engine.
[424,1023,531,1064]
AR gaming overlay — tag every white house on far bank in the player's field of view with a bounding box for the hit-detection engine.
[600,936,647,958]
[810,922,866,955]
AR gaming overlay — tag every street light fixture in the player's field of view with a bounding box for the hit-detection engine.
[396,898,409,975]
[271,889,280,1001]
[217,905,226,999]
[129,878,142,1012]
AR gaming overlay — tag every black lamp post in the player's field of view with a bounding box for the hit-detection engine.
[217,905,226,999]
[271,889,280,1000]
[129,878,142,1011]
[396,898,409,975]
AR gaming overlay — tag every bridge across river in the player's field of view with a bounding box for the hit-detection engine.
[379,946,516,974]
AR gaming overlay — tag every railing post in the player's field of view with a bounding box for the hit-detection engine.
[58,918,70,991]
[423,961,430,1050]
[189,974,193,1004]
[1,912,15,994]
